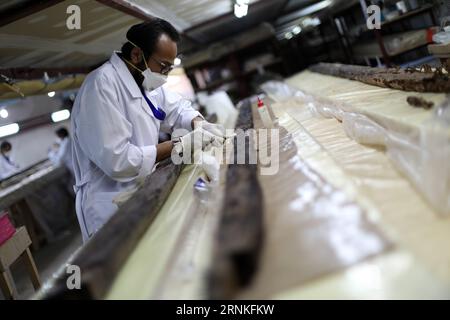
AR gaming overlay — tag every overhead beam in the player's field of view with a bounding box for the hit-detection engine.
[95,0,202,47]
[275,0,333,26]
[0,67,92,80]
[278,0,292,14]
[95,0,154,21]
[0,0,65,28]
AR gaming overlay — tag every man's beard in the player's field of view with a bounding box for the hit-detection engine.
[131,60,146,86]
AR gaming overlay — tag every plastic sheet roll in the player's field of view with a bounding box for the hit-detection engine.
[237,100,392,299]
[265,96,450,286]
[262,74,450,216]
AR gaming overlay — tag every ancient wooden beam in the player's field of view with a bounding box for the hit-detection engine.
[207,98,264,299]
[310,63,450,93]
[35,159,183,299]
[0,0,64,28]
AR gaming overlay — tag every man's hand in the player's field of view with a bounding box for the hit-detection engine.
[172,127,221,157]
[193,119,225,143]
[156,140,174,162]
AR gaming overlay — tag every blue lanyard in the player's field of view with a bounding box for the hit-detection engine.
[3,155,13,165]
[140,88,166,121]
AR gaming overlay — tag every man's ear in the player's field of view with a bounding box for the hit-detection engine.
[130,47,142,64]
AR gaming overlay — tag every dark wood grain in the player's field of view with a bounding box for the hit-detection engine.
[35,159,182,299]
[207,98,264,299]
[310,63,450,93]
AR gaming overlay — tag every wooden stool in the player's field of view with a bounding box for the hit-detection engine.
[0,226,41,299]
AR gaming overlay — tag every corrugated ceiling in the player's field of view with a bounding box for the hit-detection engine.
[126,0,260,29]
[0,0,141,70]
[0,0,339,72]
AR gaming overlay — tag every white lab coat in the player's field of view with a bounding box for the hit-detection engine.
[71,52,201,242]
[0,153,20,180]
[49,137,74,175]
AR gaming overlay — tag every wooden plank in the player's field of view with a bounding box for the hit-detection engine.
[0,269,18,300]
[0,164,67,209]
[22,248,41,290]
[34,159,183,299]
[0,226,32,271]
[207,98,265,299]
[310,62,450,93]
[12,200,43,251]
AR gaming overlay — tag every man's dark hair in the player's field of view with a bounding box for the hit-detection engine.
[121,18,180,60]
[1,141,11,152]
[56,127,69,138]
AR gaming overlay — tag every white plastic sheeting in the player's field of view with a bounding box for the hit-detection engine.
[261,80,450,216]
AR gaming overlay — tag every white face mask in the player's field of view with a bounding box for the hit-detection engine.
[141,68,167,91]
[125,41,168,91]
[3,151,11,157]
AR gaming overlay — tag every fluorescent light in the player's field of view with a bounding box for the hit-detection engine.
[47,91,56,97]
[292,26,302,35]
[285,32,293,40]
[234,2,248,18]
[0,109,8,119]
[174,57,181,66]
[51,109,70,122]
[303,17,321,27]
[277,0,332,25]
[299,0,332,16]
[236,0,249,5]
[0,123,19,138]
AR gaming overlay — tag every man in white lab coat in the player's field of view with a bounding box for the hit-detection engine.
[71,19,223,241]
[0,141,20,180]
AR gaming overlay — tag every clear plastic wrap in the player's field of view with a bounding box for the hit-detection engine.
[261,80,450,216]
[238,104,392,299]
[272,98,450,285]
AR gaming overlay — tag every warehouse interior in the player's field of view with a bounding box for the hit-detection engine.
[0,0,449,300]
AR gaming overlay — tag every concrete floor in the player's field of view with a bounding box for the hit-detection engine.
[0,224,82,300]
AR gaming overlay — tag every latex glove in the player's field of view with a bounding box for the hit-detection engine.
[194,120,225,142]
[172,127,221,157]
[200,152,220,183]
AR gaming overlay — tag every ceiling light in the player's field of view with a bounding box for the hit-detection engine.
[285,32,293,40]
[300,0,332,16]
[0,109,8,119]
[303,17,321,27]
[292,26,302,35]
[47,91,56,97]
[234,0,249,18]
[51,109,70,123]
[277,0,332,25]
[0,123,19,138]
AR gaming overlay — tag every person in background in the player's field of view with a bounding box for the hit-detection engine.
[48,127,74,176]
[47,141,60,162]
[0,141,20,180]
